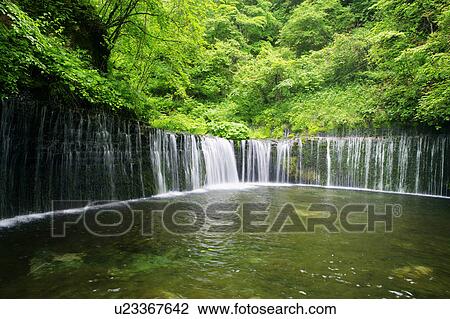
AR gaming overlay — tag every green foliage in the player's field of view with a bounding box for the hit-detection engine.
[0,2,122,107]
[373,0,446,39]
[342,0,377,24]
[207,121,250,140]
[229,30,370,128]
[204,0,281,50]
[368,1,450,127]
[11,0,108,70]
[1,0,449,137]
[151,113,208,135]
[279,0,354,56]
[230,45,298,123]
[101,0,211,99]
[287,83,379,134]
[189,40,250,100]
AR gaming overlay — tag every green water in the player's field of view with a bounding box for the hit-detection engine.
[0,185,449,298]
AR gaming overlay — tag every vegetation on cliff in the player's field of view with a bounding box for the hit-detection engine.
[1,0,449,138]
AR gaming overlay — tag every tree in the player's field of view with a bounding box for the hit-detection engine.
[279,0,354,56]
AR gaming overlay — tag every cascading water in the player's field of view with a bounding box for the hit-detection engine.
[1,100,449,220]
[239,135,449,196]
[240,140,271,182]
[149,130,186,194]
[240,136,448,196]
[201,137,239,185]
[0,100,243,219]
[275,140,292,183]
[182,134,202,190]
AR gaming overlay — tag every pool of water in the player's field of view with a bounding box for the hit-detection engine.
[0,185,449,298]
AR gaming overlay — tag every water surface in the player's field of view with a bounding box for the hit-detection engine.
[0,185,449,298]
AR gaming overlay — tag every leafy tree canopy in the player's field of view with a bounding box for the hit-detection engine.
[1,0,449,137]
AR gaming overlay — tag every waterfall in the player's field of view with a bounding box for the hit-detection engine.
[241,140,271,182]
[296,138,303,183]
[289,135,449,196]
[326,139,331,186]
[0,100,449,220]
[149,129,167,194]
[182,134,202,190]
[276,140,292,183]
[315,139,321,184]
[236,135,449,197]
[201,137,239,185]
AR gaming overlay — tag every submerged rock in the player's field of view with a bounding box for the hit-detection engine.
[29,252,86,277]
[52,253,86,263]
[392,265,433,279]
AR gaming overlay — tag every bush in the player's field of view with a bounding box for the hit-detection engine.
[0,2,123,107]
[207,121,250,140]
[288,83,377,134]
[151,113,208,135]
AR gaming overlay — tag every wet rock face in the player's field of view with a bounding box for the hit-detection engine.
[0,100,153,218]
